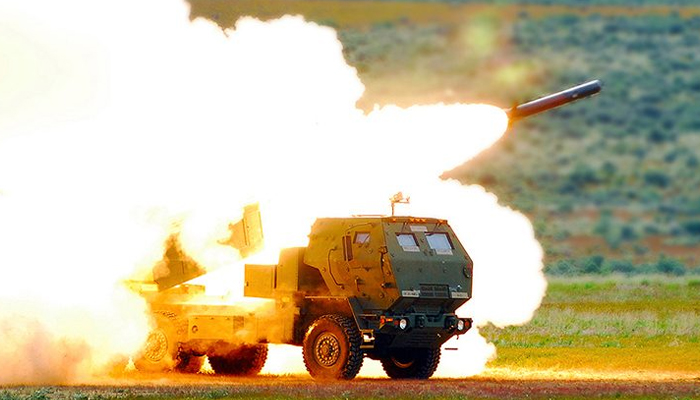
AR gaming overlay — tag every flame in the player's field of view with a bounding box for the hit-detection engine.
[0,0,546,383]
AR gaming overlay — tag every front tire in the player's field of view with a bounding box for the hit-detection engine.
[380,348,441,379]
[302,314,363,380]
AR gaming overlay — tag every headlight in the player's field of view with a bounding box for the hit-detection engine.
[399,318,408,330]
[457,319,465,331]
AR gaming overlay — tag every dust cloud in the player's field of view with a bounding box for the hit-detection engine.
[0,0,545,383]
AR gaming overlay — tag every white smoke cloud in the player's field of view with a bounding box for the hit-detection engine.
[0,0,545,383]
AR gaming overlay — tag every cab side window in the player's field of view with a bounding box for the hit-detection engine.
[354,232,370,244]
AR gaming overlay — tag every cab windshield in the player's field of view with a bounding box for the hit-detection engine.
[426,232,453,254]
[396,233,419,252]
[425,232,452,250]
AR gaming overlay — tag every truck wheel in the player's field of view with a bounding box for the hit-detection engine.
[134,313,180,372]
[176,353,205,373]
[380,348,441,379]
[302,314,363,380]
[209,344,268,376]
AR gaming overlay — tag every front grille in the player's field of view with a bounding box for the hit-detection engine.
[389,329,453,348]
[412,302,441,315]
[420,284,449,298]
[391,331,439,347]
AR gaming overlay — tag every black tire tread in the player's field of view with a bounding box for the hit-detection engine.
[175,354,205,373]
[209,344,268,376]
[380,347,441,379]
[302,314,363,380]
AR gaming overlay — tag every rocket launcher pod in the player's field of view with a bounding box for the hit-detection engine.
[505,80,602,122]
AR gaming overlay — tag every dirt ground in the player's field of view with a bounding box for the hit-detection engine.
[2,369,699,399]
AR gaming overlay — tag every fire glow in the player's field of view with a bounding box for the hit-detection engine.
[0,0,546,383]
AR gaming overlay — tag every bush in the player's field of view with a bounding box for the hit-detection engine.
[655,255,686,276]
[637,262,658,275]
[568,164,600,187]
[606,259,635,274]
[643,170,671,188]
[582,255,605,274]
[620,224,638,241]
[546,259,577,276]
[0,392,21,400]
[681,220,700,236]
[545,256,694,276]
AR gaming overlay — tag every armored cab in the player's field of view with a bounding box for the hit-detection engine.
[245,216,473,380]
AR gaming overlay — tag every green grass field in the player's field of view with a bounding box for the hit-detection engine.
[482,275,700,374]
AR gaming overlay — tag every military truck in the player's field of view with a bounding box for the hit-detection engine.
[130,80,602,380]
[130,213,473,379]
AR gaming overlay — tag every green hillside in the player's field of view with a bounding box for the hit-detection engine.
[189,0,700,275]
[450,11,700,275]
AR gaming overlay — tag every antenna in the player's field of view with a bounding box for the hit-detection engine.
[389,192,410,216]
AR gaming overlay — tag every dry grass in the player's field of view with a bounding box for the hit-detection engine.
[490,346,700,374]
[482,276,700,374]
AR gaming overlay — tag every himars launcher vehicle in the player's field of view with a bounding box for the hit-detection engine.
[129,80,601,380]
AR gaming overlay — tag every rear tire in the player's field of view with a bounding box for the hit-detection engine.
[209,344,268,376]
[302,314,363,380]
[134,313,181,372]
[380,348,441,379]
[176,353,205,373]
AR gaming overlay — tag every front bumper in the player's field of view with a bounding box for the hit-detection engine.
[361,314,472,349]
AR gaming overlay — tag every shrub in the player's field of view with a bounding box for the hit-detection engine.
[681,220,700,236]
[633,243,649,255]
[568,164,600,186]
[546,259,577,276]
[643,170,671,188]
[28,390,49,400]
[0,392,21,400]
[606,259,635,274]
[655,255,686,276]
[647,128,674,143]
[620,224,638,241]
[582,255,605,274]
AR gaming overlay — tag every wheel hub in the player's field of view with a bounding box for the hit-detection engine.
[143,329,168,362]
[391,355,415,369]
[314,332,341,367]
